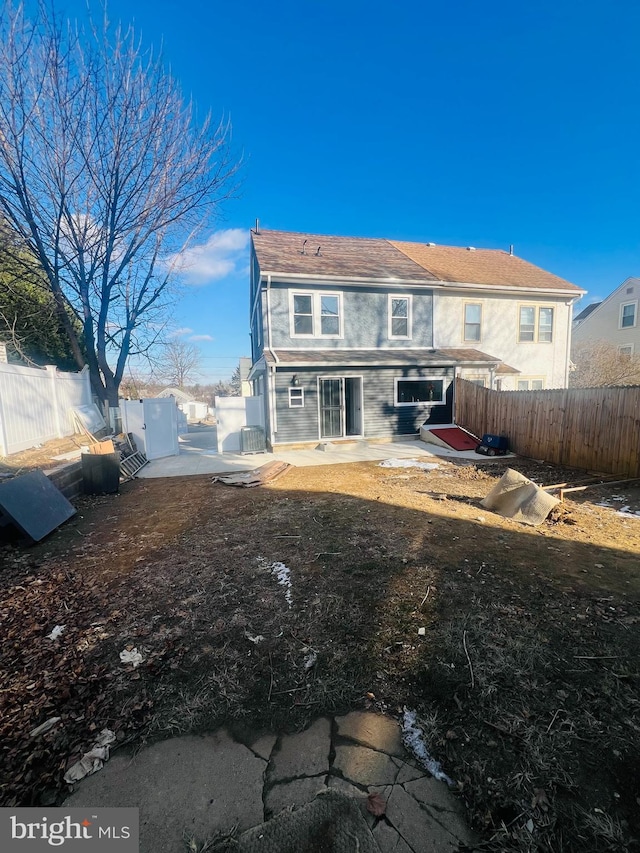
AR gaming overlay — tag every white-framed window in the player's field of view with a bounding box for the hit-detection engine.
[518,305,554,343]
[619,344,634,356]
[620,301,637,329]
[516,377,545,391]
[290,291,342,338]
[288,387,304,408]
[464,303,482,342]
[394,377,445,406]
[388,295,412,339]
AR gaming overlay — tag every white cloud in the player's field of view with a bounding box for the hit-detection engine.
[190,334,214,342]
[167,228,250,285]
[169,327,193,337]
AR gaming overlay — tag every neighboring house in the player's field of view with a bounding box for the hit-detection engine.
[157,386,209,421]
[248,228,585,448]
[238,357,253,397]
[573,277,640,355]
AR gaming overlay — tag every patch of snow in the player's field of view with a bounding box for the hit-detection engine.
[245,633,265,644]
[379,459,439,470]
[616,508,640,518]
[119,648,144,667]
[303,649,318,669]
[258,557,293,606]
[402,708,454,786]
[46,625,66,640]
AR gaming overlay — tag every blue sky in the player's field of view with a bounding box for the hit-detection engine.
[56,0,640,382]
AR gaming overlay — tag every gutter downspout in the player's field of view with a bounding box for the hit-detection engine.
[265,274,279,446]
[565,297,578,387]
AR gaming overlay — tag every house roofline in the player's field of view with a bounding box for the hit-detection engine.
[259,271,585,298]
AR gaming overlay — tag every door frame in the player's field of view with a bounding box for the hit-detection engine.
[316,374,364,440]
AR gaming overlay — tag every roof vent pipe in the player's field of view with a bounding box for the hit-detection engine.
[301,239,307,255]
[316,245,321,256]
[509,244,514,256]
[255,218,260,234]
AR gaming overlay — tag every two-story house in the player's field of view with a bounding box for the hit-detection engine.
[573,277,640,355]
[248,228,585,448]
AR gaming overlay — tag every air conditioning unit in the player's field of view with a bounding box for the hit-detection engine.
[240,425,266,454]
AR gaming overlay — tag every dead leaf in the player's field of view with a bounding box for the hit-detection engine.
[366,792,386,817]
[531,788,549,811]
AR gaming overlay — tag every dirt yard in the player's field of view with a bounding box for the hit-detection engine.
[1,454,639,852]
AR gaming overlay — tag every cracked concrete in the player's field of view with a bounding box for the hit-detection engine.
[64,711,476,853]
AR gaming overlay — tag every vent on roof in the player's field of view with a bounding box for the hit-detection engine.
[427,242,436,247]
[466,246,476,252]
[627,286,634,294]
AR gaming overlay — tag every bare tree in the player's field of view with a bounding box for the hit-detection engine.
[571,339,640,388]
[159,339,201,388]
[0,2,237,406]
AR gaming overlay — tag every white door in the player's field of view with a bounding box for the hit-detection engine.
[142,398,179,459]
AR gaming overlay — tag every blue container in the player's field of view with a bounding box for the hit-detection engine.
[481,434,509,451]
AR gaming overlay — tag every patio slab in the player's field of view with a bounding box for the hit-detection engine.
[63,711,476,853]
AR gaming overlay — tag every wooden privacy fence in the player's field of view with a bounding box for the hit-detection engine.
[455,378,640,478]
[0,362,91,456]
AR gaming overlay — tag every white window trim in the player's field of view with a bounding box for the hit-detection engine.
[288,387,305,408]
[619,300,638,330]
[517,304,555,344]
[289,290,343,339]
[394,376,445,407]
[388,294,412,340]
[463,301,483,344]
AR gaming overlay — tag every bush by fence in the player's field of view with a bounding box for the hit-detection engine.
[0,362,91,456]
[455,378,640,478]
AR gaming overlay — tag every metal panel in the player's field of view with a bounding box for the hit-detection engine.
[240,426,266,453]
[0,470,76,541]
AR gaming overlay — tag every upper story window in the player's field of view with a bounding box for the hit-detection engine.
[293,295,313,335]
[518,305,554,343]
[464,303,482,342]
[320,295,340,335]
[620,301,637,329]
[388,295,412,339]
[290,291,342,338]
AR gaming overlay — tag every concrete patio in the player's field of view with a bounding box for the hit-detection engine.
[137,424,503,478]
[64,711,476,853]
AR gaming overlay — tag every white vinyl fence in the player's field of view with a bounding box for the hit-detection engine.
[0,362,92,456]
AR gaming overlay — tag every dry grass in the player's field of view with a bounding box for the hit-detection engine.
[1,457,639,852]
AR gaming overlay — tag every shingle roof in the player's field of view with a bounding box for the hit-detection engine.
[265,348,501,366]
[252,230,439,281]
[390,241,581,292]
[573,301,602,322]
[251,229,585,294]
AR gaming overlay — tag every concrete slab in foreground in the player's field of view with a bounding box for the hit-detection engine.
[64,712,476,853]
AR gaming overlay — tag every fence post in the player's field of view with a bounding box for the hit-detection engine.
[46,365,64,438]
[0,374,8,456]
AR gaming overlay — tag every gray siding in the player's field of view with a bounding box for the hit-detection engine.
[268,282,433,350]
[273,365,453,444]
